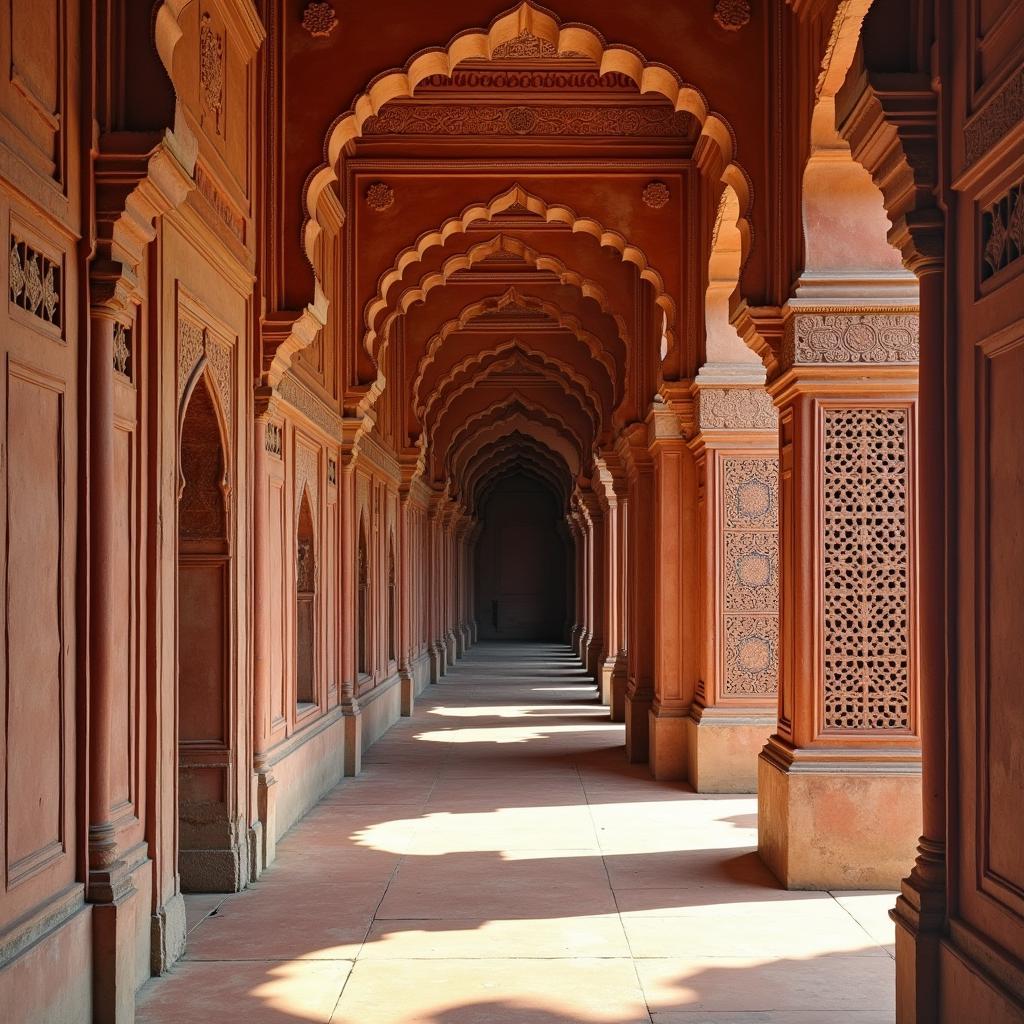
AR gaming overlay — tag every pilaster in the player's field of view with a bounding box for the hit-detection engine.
[758,303,922,889]
[687,380,780,793]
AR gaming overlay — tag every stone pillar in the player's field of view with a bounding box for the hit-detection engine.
[647,399,697,781]
[580,491,606,681]
[339,445,362,775]
[443,504,458,664]
[687,383,780,792]
[567,511,585,655]
[595,459,627,719]
[427,497,447,680]
[620,423,655,763]
[757,307,922,889]
[397,468,417,716]
[87,308,137,1024]
[252,408,279,864]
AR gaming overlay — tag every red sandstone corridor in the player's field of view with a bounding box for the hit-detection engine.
[136,643,896,1023]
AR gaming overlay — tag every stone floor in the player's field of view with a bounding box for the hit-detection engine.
[137,642,897,1024]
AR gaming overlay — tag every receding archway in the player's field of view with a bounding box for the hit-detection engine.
[474,471,568,641]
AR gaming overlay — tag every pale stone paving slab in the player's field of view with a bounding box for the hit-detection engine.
[137,642,895,1024]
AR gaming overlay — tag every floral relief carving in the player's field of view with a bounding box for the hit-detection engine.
[981,178,1024,282]
[9,235,63,329]
[178,320,206,401]
[822,407,911,731]
[785,312,919,366]
[295,446,320,516]
[642,180,671,209]
[965,66,1024,168]
[301,1,338,38]
[113,322,131,378]
[265,422,282,458]
[278,373,343,440]
[490,30,580,60]
[714,0,751,31]
[698,387,777,431]
[200,13,225,135]
[204,335,233,429]
[365,182,395,211]
[721,455,779,697]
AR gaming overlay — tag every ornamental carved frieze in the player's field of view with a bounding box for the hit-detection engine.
[713,0,751,31]
[822,406,911,731]
[363,104,694,138]
[418,69,639,91]
[265,422,282,458]
[698,387,777,431]
[980,177,1024,283]
[491,29,584,60]
[199,13,224,135]
[277,373,343,441]
[365,182,395,211]
[721,455,779,698]
[783,311,919,367]
[301,1,338,38]
[642,181,671,209]
[965,66,1024,169]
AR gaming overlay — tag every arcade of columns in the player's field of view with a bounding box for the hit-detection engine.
[0,0,1022,1022]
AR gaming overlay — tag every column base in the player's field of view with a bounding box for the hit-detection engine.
[91,860,142,1024]
[255,765,277,871]
[624,689,651,763]
[891,850,945,1024]
[758,741,921,889]
[648,707,688,781]
[399,669,415,717]
[343,700,363,777]
[179,827,250,894]
[445,631,458,664]
[684,706,775,793]
[429,643,445,682]
[599,655,627,721]
[150,890,186,975]
[585,639,605,682]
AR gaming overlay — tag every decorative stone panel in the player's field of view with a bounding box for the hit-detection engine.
[295,445,319,516]
[783,311,919,367]
[178,319,233,431]
[698,387,777,431]
[9,236,61,328]
[821,406,911,731]
[721,455,779,697]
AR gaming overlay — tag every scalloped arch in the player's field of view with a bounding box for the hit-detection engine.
[370,234,631,361]
[427,348,602,445]
[413,288,619,416]
[371,184,678,358]
[300,1,755,369]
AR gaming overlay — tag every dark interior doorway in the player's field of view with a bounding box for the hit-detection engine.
[473,471,568,641]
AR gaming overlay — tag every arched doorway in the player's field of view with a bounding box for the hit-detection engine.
[474,472,567,641]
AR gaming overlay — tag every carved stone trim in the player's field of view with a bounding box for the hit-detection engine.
[784,311,919,367]
[965,66,1024,169]
[113,322,131,378]
[9,235,61,328]
[178,320,206,401]
[178,319,233,429]
[698,387,777,431]
[980,177,1024,283]
[277,373,342,441]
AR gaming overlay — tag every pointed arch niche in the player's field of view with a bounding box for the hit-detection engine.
[296,488,317,707]
[176,372,234,893]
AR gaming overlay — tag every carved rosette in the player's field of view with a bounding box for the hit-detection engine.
[783,311,920,367]
[301,1,338,38]
[365,182,395,212]
[642,180,671,209]
[698,387,777,431]
[721,456,779,697]
[713,0,751,30]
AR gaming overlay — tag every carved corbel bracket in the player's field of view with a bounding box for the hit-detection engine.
[837,68,943,274]
[260,289,329,389]
[731,302,785,379]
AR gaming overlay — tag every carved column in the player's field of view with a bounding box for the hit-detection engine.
[397,465,417,716]
[620,423,655,762]
[567,510,584,654]
[686,383,780,792]
[595,458,627,718]
[339,441,362,776]
[647,399,698,781]
[579,491,605,680]
[757,308,922,888]
[442,503,459,664]
[426,496,447,681]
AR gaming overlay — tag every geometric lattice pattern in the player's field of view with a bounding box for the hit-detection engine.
[721,456,779,697]
[822,407,911,730]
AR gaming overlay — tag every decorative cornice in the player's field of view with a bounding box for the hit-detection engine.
[783,310,920,368]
